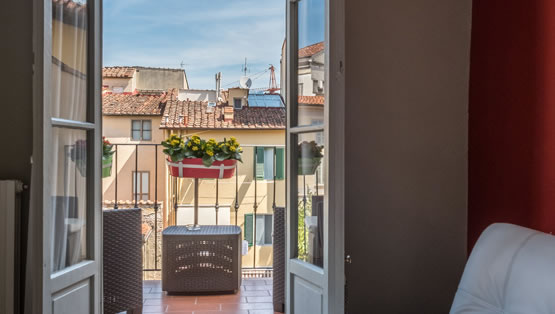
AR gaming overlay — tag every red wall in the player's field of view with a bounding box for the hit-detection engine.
[469,0,555,250]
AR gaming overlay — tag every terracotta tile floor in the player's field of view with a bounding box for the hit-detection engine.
[142,279,280,314]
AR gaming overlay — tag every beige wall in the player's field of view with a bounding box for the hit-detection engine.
[344,0,471,312]
[136,68,188,90]
[228,88,249,108]
[103,77,135,93]
[102,116,167,211]
[164,129,286,267]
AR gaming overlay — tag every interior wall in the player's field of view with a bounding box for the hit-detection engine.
[468,1,555,249]
[0,0,33,313]
[344,1,472,313]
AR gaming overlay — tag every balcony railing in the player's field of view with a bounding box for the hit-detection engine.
[102,143,286,277]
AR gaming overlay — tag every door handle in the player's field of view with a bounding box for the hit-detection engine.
[345,255,352,264]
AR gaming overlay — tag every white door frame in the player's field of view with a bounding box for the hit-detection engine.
[285,0,345,313]
[32,0,103,312]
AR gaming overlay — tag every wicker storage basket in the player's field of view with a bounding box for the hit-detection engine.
[103,208,143,314]
[162,225,242,293]
[273,207,286,312]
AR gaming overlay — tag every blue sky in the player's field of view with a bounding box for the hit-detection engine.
[103,0,286,89]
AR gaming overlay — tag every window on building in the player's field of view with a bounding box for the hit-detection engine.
[255,147,285,180]
[132,171,149,201]
[233,98,242,110]
[131,120,152,141]
[244,214,273,246]
[298,83,304,96]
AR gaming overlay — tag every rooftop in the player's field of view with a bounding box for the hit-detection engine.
[103,66,186,78]
[298,41,324,58]
[102,92,167,116]
[161,89,286,130]
[298,95,324,105]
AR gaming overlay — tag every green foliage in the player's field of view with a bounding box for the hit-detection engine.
[102,137,115,160]
[161,134,243,167]
[299,140,323,158]
[297,193,313,261]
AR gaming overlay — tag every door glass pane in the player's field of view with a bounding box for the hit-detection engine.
[50,127,88,272]
[297,0,325,127]
[295,132,325,267]
[51,0,88,122]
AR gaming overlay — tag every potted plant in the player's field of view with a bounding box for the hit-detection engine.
[298,141,323,175]
[162,134,243,179]
[102,137,115,178]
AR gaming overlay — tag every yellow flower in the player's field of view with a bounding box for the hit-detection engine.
[206,150,214,156]
[194,139,200,144]
[230,146,236,152]
[238,147,243,153]
[187,142,192,147]
[192,146,198,151]
[230,136,236,141]
[171,139,179,146]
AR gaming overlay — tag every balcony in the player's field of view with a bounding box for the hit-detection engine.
[101,143,292,278]
[142,278,275,313]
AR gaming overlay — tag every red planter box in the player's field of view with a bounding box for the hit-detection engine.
[167,158,237,179]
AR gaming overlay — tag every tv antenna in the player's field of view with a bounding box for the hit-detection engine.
[241,58,250,76]
[180,60,190,69]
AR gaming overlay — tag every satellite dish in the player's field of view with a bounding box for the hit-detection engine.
[239,76,252,89]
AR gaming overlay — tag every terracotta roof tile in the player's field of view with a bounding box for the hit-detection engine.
[103,67,136,78]
[298,95,324,105]
[160,89,285,130]
[298,42,324,58]
[102,92,166,116]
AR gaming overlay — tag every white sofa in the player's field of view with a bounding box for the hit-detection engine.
[451,223,555,313]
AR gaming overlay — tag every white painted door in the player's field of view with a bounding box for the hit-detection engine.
[33,0,102,312]
[286,0,344,313]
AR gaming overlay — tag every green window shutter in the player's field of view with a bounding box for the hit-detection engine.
[244,213,254,247]
[255,147,265,179]
[276,148,285,180]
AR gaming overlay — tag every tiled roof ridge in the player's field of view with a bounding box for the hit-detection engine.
[104,66,185,72]
[298,41,324,58]
[298,95,324,105]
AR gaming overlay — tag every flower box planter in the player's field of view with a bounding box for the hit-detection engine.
[298,157,322,175]
[167,158,237,179]
[102,156,113,178]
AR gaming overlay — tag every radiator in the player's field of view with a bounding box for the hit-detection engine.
[0,180,23,314]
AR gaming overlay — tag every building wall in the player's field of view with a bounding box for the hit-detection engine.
[228,88,249,108]
[468,0,555,249]
[103,77,135,93]
[102,116,166,210]
[164,129,286,267]
[345,0,472,312]
[178,89,216,102]
[136,68,188,90]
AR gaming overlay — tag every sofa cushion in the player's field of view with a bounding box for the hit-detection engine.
[451,223,555,313]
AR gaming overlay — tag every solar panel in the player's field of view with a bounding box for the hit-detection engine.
[247,94,284,108]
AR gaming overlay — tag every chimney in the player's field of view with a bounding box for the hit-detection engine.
[224,106,234,122]
[215,72,222,101]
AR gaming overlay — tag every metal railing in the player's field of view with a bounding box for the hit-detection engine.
[102,143,285,275]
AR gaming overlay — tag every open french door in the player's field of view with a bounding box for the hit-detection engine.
[285,0,344,313]
[31,0,103,312]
